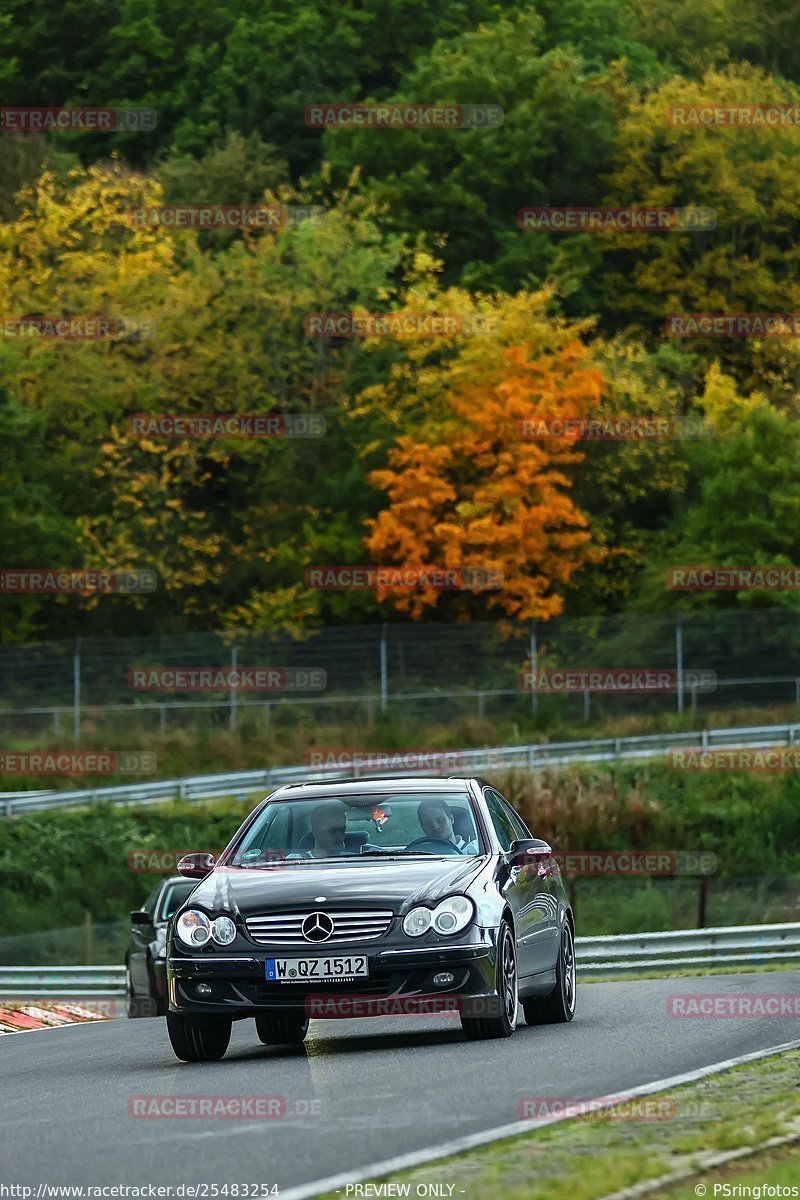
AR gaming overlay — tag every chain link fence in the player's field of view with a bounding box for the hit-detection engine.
[0,609,798,743]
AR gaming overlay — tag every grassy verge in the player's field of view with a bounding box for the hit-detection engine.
[319,1049,800,1200]
[4,697,800,790]
[662,1142,800,1197]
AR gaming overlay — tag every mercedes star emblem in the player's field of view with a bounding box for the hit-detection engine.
[301,911,334,942]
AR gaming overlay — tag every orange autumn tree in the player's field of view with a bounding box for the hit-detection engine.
[365,329,606,620]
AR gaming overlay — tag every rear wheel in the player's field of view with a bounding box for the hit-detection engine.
[522,921,576,1025]
[166,1011,232,1061]
[461,921,517,1041]
[255,1011,309,1045]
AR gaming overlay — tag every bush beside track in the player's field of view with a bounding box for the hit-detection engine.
[0,762,797,941]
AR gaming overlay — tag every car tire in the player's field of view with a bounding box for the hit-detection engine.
[166,1012,232,1061]
[522,921,577,1026]
[255,1011,310,1046]
[460,920,517,1041]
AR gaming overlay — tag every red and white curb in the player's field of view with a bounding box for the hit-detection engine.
[0,1003,111,1033]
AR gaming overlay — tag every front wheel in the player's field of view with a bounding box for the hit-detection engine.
[255,1011,309,1046]
[522,921,576,1025]
[461,921,518,1040]
[166,1011,232,1061]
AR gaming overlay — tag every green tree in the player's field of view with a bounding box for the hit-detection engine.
[601,64,800,405]
[323,11,623,299]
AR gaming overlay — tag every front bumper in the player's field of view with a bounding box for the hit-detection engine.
[167,928,500,1018]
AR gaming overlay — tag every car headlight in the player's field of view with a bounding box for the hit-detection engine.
[403,906,432,937]
[176,909,211,947]
[211,915,236,945]
[403,896,474,937]
[432,895,474,935]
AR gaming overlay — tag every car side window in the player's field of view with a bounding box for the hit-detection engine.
[143,885,161,918]
[489,790,531,842]
[484,790,517,850]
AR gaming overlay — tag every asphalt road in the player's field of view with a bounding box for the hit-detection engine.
[1,972,799,1192]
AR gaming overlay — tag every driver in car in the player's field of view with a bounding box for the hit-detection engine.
[305,800,348,858]
[416,798,478,854]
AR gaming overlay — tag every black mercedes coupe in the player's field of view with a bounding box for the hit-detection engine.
[166,776,576,1060]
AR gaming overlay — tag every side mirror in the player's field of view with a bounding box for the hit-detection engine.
[177,852,216,879]
[506,838,553,865]
[130,909,153,925]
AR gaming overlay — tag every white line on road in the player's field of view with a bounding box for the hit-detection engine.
[277,1037,800,1200]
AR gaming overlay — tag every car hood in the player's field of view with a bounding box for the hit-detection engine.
[187,857,489,917]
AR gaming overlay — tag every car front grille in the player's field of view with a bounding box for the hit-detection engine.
[245,910,394,946]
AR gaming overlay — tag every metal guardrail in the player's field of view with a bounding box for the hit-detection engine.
[1,924,797,996]
[1,719,799,816]
[576,922,800,973]
[0,967,127,997]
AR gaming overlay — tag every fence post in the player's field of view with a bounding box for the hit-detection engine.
[477,692,485,719]
[264,702,271,728]
[380,624,388,715]
[795,678,800,709]
[530,622,538,713]
[229,638,238,731]
[159,705,166,736]
[53,709,61,737]
[583,689,590,721]
[73,638,82,748]
[675,614,684,714]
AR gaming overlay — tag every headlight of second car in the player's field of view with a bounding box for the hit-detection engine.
[403,895,474,937]
[177,910,237,947]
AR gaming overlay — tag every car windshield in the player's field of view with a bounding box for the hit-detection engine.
[226,792,484,865]
[158,881,197,921]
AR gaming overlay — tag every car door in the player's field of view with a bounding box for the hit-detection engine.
[129,883,160,992]
[484,789,556,979]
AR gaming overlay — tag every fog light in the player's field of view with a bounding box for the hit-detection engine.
[195,982,212,996]
[433,972,455,986]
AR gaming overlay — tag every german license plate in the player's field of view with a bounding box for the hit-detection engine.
[265,955,368,983]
